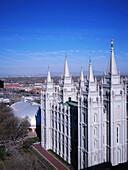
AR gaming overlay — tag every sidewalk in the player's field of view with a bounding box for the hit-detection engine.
[32,143,68,170]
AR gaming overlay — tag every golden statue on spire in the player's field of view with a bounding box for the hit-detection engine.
[111,39,113,47]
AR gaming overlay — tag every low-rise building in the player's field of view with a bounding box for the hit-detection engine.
[11,100,41,133]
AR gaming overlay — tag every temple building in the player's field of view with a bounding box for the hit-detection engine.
[41,40,128,169]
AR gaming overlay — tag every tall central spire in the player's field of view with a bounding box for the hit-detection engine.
[107,40,118,75]
[80,67,84,82]
[64,55,70,77]
[47,66,51,83]
[88,60,94,82]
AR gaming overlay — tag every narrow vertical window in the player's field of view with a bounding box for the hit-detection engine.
[117,105,120,120]
[52,138,54,149]
[66,116,68,123]
[117,150,120,163]
[83,139,85,148]
[117,125,120,143]
[62,115,64,123]
[66,147,68,156]
[52,111,54,119]
[63,145,64,154]
[94,114,97,123]
[63,125,64,133]
[83,126,85,136]
[55,131,57,139]
[59,142,61,151]
[59,113,60,121]
[56,140,57,148]
[66,127,68,136]
[83,152,85,168]
[59,123,61,131]
[83,112,85,123]
[94,128,96,136]
[94,140,97,149]
[66,137,68,145]
[55,111,57,120]
[94,154,97,162]
[52,120,54,128]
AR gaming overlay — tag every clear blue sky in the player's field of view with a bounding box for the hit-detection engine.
[0,0,128,75]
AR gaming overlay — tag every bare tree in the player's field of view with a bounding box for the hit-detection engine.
[2,116,30,144]
[0,103,13,138]
[0,103,13,123]
[4,152,44,170]
[0,103,43,170]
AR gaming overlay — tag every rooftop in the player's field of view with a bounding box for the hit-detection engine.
[11,100,40,126]
[59,101,78,108]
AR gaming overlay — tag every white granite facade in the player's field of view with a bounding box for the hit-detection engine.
[103,40,127,166]
[41,58,77,165]
[41,41,127,169]
[78,61,106,169]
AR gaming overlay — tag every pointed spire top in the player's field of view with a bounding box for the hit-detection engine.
[89,59,91,66]
[107,40,118,75]
[47,66,51,83]
[80,66,84,82]
[111,39,113,48]
[88,60,94,82]
[64,55,70,77]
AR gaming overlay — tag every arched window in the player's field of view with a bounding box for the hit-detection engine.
[116,105,120,120]
[94,140,97,149]
[94,127,97,136]
[117,125,120,143]
[69,97,71,101]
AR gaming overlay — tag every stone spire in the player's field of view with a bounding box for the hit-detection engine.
[107,40,118,75]
[47,66,51,83]
[80,66,84,82]
[88,60,94,82]
[64,55,70,77]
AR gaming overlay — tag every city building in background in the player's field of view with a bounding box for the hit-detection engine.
[4,83,20,89]
[0,80,4,89]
